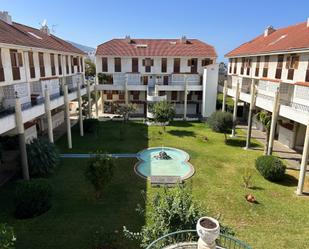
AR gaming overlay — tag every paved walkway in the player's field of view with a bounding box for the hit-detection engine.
[238,125,308,172]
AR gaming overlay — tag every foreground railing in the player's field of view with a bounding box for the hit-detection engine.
[146,230,252,249]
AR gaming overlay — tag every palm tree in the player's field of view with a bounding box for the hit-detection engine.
[255,111,271,155]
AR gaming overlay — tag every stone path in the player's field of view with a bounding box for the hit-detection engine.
[238,125,308,173]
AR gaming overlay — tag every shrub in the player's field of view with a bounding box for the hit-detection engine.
[26,138,59,177]
[85,153,114,198]
[14,179,52,219]
[207,111,233,142]
[84,118,99,133]
[255,155,286,181]
[0,223,16,249]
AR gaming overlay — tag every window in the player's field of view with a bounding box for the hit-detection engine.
[229,59,232,74]
[0,48,4,82]
[132,58,138,73]
[71,56,74,73]
[102,57,108,72]
[132,91,139,100]
[161,58,167,73]
[173,58,180,73]
[58,54,62,75]
[171,91,178,101]
[240,58,245,75]
[80,57,83,72]
[65,55,69,74]
[76,56,80,73]
[10,49,22,80]
[255,56,260,77]
[233,58,237,74]
[262,55,269,78]
[28,51,35,78]
[188,58,198,73]
[245,58,252,76]
[306,60,309,82]
[114,57,121,72]
[275,55,284,79]
[38,52,45,77]
[143,58,153,72]
[286,54,299,80]
[50,53,56,76]
[202,58,212,67]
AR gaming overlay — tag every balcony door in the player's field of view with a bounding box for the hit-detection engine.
[143,76,148,85]
[132,58,138,73]
[163,75,169,85]
[190,58,198,73]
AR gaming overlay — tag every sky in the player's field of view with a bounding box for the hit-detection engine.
[1,0,309,61]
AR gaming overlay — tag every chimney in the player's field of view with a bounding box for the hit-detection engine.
[180,35,187,44]
[125,35,132,44]
[0,11,12,25]
[307,17,309,28]
[264,26,276,37]
[40,20,50,35]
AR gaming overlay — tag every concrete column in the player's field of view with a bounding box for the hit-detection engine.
[95,90,99,117]
[222,80,227,112]
[297,122,309,195]
[125,77,129,105]
[231,81,240,137]
[245,80,256,149]
[63,84,72,149]
[101,91,105,114]
[44,88,54,143]
[183,76,188,120]
[87,80,92,118]
[15,97,30,180]
[267,89,280,155]
[77,81,84,137]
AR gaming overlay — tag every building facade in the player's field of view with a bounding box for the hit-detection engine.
[95,37,218,119]
[0,11,92,142]
[225,18,309,194]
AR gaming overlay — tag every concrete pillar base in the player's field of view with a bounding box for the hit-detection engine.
[198,238,216,249]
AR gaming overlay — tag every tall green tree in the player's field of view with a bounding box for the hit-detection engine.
[207,111,233,143]
[152,101,175,131]
[85,59,96,78]
[255,111,271,155]
[115,103,137,122]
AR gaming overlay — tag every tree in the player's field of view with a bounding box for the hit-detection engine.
[152,101,175,131]
[255,111,271,155]
[115,103,137,122]
[207,111,233,143]
[0,223,16,249]
[26,138,59,177]
[85,153,114,198]
[85,59,96,78]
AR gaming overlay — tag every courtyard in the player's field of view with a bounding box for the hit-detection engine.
[0,121,308,249]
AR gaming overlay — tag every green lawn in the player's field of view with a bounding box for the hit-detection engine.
[0,121,308,249]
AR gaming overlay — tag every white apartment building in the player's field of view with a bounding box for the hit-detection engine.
[0,11,92,142]
[225,18,309,195]
[95,37,219,119]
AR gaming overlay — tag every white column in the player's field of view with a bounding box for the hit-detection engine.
[222,80,227,112]
[95,90,99,117]
[87,80,92,118]
[101,91,105,114]
[63,84,72,149]
[267,89,280,155]
[15,96,30,180]
[183,76,188,120]
[77,81,84,136]
[44,88,54,143]
[297,122,309,195]
[231,81,240,137]
[125,76,129,105]
[245,80,256,149]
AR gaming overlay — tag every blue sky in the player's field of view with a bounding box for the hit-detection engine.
[1,0,309,61]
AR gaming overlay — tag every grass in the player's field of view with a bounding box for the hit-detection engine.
[0,121,309,249]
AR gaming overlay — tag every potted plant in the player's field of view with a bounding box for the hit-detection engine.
[196,216,220,249]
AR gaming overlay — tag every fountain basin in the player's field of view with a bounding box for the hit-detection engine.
[135,147,194,180]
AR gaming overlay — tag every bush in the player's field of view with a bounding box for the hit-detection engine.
[0,223,16,249]
[26,138,59,177]
[14,179,52,219]
[207,111,233,142]
[84,118,99,133]
[85,153,114,198]
[255,155,286,181]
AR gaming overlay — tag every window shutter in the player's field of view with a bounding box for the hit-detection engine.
[294,56,299,69]
[142,59,145,66]
[188,59,191,66]
[151,59,154,66]
[286,56,291,69]
[18,53,23,67]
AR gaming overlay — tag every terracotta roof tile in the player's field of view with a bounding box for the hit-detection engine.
[0,20,84,55]
[96,38,217,57]
[226,21,309,57]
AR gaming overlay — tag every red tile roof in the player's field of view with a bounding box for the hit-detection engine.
[226,21,309,57]
[0,20,84,55]
[96,38,217,57]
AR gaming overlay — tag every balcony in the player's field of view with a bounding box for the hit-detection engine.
[146,229,252,249]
